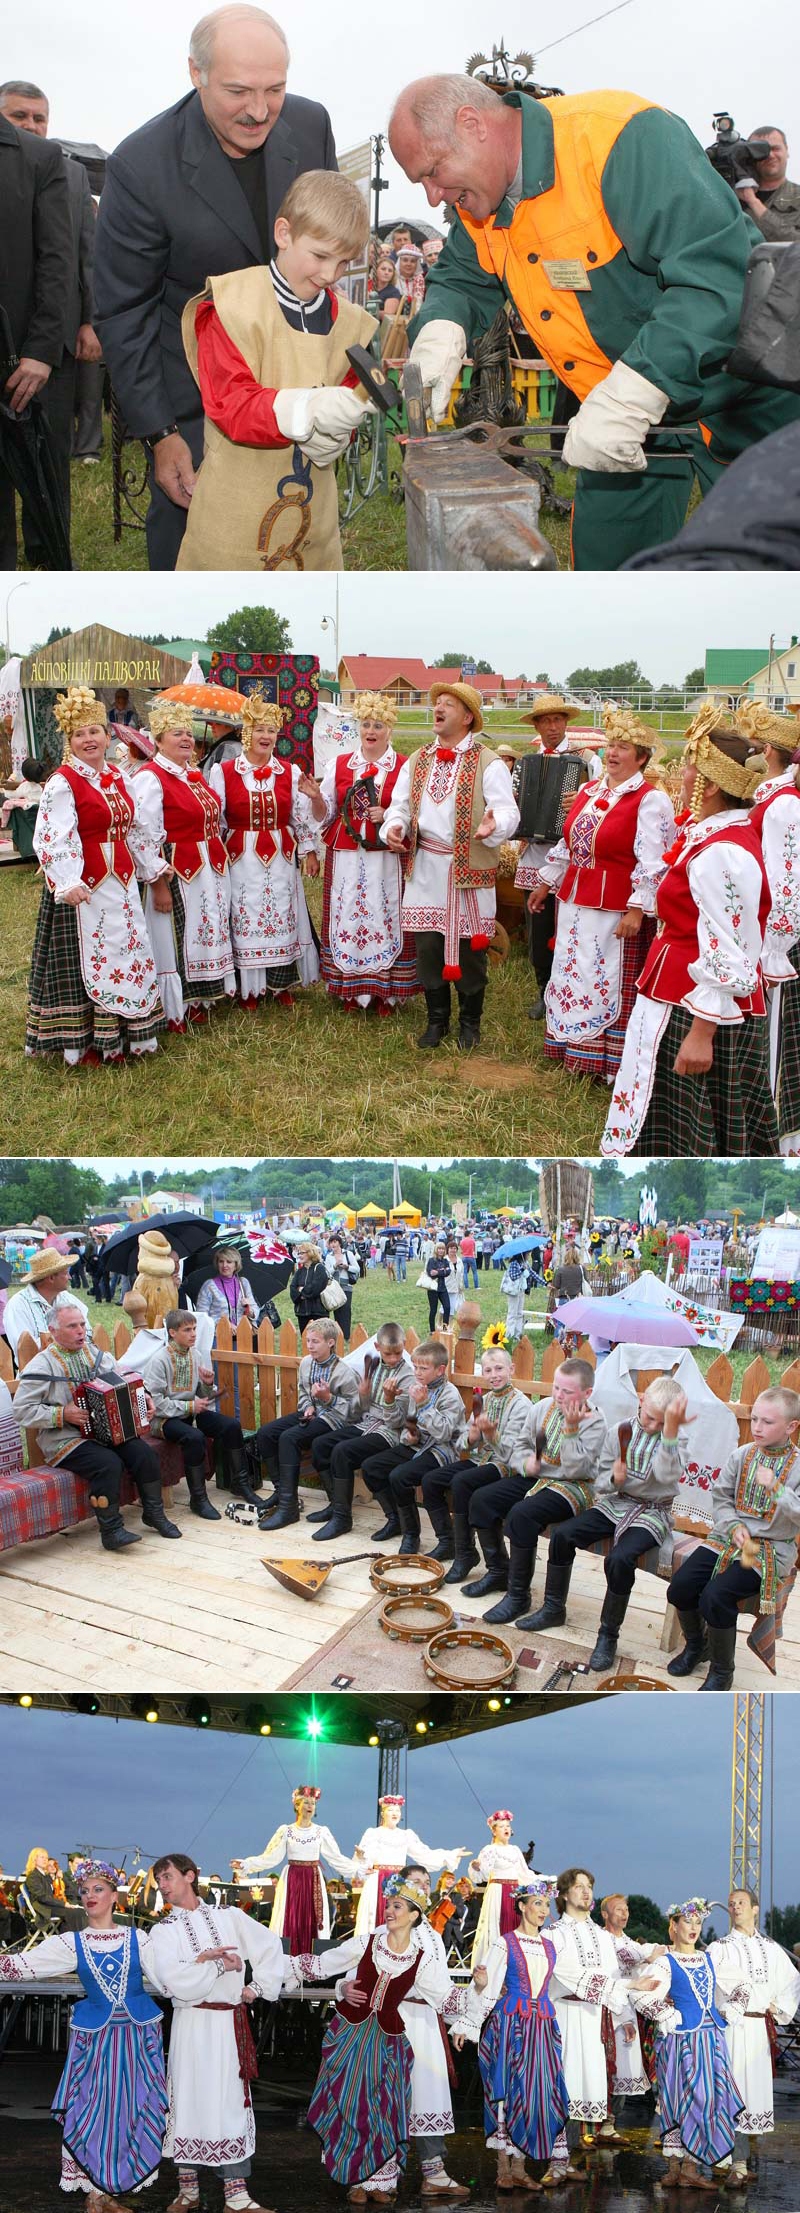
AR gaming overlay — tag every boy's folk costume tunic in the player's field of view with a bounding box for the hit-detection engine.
[29,757,164,1062]
[145,1899,284,2174]
[710,1929,800,2138]
[318,744,418,1006]
[208,751,318,998]
[136,753,235,1020]
[0,1927,167,2197]
[178,266,376,571]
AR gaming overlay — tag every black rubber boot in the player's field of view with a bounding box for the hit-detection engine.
[464,1526,508,1597]
[527,997,546,1020]
[417,987,451,1051]
[444,1512,479,1584]
[425,1497,455,1561]
[140,1484,182,1539]
[588,1586,629,1672]
[397,1490,422,1556]
[371,1486,401,1542]
[312,1472,353,1542]
[456,987,485,1053]
[95,1500,142,1551]
[187,1469,221,1521]
[259,1470,300,1531]
[666,1610,708,1678]
[516,1556,572,1633]
[484,1543,534,1624]
[698,1622,737,1691]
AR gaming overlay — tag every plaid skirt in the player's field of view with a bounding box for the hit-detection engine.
[774,947,800,1141]
[320,849,419,1004]
[638,1004,779,1156]
[544,915,655,1084]
[26,887,162,1060]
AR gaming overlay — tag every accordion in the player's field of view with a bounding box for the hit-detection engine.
[74,1375,149,1446]
[515,751,589,843]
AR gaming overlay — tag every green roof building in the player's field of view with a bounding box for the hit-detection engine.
[704,649,769,687]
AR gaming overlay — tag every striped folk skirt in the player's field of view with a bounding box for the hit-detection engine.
[308,2008,412,2186]
[544,912,655,1085]
[26,889,162,1062]
[772,948,800,1145]
[657,2021,743,2169]
[480,2006,570,2161]
[54,2018,167,2195]
[637,1005,779,1157]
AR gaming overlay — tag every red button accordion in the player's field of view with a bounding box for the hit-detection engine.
[74,1375,149,1446]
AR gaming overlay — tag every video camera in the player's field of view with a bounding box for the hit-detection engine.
[707,112,773,192]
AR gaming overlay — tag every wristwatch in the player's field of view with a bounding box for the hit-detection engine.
[143,422,180,452]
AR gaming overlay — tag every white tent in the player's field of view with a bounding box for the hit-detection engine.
[591,1342,738,1532]
[606,1266,742,1352]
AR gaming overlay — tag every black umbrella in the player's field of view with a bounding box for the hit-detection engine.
[98,1211,215,1273]
[183,1234,293,1307]
[0,309,73,569]
[0,1259,13,1289]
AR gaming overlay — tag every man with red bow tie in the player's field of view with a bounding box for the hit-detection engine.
[381,681,519,1050]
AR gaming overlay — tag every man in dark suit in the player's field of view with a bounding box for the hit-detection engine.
[0,80,100,563]
[0,101,72,567]
[94,4,338,569]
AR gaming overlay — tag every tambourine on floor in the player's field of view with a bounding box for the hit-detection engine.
[370,1554,447,1596]
[379,1593,454,1642]
[423,1626,517,1691]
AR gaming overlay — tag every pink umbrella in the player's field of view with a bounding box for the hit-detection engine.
[554,1296,701,1347]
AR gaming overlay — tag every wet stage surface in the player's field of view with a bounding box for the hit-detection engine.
[2,2057,799,2210]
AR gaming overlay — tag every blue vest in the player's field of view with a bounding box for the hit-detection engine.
[666,1950,725,2033]
[498,1932,558,2019]
[71,1927,162,2030]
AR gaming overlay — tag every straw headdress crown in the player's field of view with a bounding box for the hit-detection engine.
[54,686,108,750]
[241,687,285,746]
[352,691,398,729]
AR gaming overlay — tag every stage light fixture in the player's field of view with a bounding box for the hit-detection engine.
[487,1698,501,1712]
[368,1734,379,1747]
[415,1720,428,1734]
[260,1723,271,1737]
[306,1715,323,1739]
[145,1706,159,1724]
[188,1698,211,1727]
[70,1695,100,1715]
[19,1694,33,1708]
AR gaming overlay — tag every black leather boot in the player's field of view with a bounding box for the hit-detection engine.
[313,1471,353,1542]
[588,1586,629,1671]
[698,1622,737,1691]
[667,1610,708,1678]
[371,1486,401,1542]
[444,1512,479,1584]
[456,987,485,1053]
[396,1490,422,1556]
[417,987,451,1050]
[228,1445,263,1508]
[307,1471,334,1523]
[465,1526,508,1597]
[187,1469,221,1521]
[425,1497,454,1561]
[259,1470,300,1531]
[95,1500,142,1551]
[484,1544,534,1624]
[516,1555,572,1632]
[140,1483,182,1539]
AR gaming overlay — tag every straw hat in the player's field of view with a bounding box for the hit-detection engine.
[428,680,483,732]
[520,693,580,726]
[22,1247,72,1286]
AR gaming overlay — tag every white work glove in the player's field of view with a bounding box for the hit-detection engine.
[273,385,375,467]
[562,361,670,473]
[407,319,467,422]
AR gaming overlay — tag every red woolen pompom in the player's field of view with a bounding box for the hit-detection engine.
[442,963,462,980]
[547,935,556,951]
[471,932,490,950]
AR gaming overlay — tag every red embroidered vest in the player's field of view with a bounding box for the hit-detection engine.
[748,780,800,845]
[221,757,294,864]
[558,779,650,911]
[636,822,769,1016]
[58,764,135,889]
[336,1933,418,2036]
[323,752,403,854]
[143,762,228,881]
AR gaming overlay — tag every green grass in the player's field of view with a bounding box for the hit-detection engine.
[1,866,610,1156]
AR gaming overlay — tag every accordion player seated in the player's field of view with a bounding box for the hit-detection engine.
[12,1308,181,1553]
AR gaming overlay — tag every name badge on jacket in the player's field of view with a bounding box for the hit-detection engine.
[542,260,592,291]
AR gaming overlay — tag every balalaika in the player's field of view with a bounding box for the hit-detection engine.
[514,751,590,842]
[74,1375,149,1446]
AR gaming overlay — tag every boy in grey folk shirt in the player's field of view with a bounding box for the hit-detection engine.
[306,1321,416,1542]
[252,1317,360,1530]
[359,1336,467,1551]
[667,1385,800,1689]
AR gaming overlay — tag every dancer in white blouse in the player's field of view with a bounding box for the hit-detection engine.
[207,690,318,1008]
[352,1796,468,1936]
[306,693,419,1013]
[135,703,235,1028]
[231,1785,356,1947]
[467,1813,536,1967]
[710,1886,800,2185]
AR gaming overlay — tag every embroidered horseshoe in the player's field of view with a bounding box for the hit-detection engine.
[257,481,313,570]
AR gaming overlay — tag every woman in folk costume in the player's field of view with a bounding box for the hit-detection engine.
[176,172,376,573]
[601,716,779,1157]
[467,1814,537,1968]
[352,1797,468,1937]
[27,686,164,1067]
[288,1873,468,2203]
[231,1785,357,1951]
[449,1878,570,2195]
[207,689,319,1009]
[0,1859,167,2208]
[135,701,235,1028]
[736,701,800,1153]
[524,706,675,1084]
[628,1898,744,2192]
[306,692,419,1014]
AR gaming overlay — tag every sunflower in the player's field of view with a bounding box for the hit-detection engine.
[481,1321,508,1350]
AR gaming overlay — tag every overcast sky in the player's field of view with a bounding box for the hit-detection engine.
[4,0,797,226]
[1,1696,792,1913]
[6,574,800,689]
